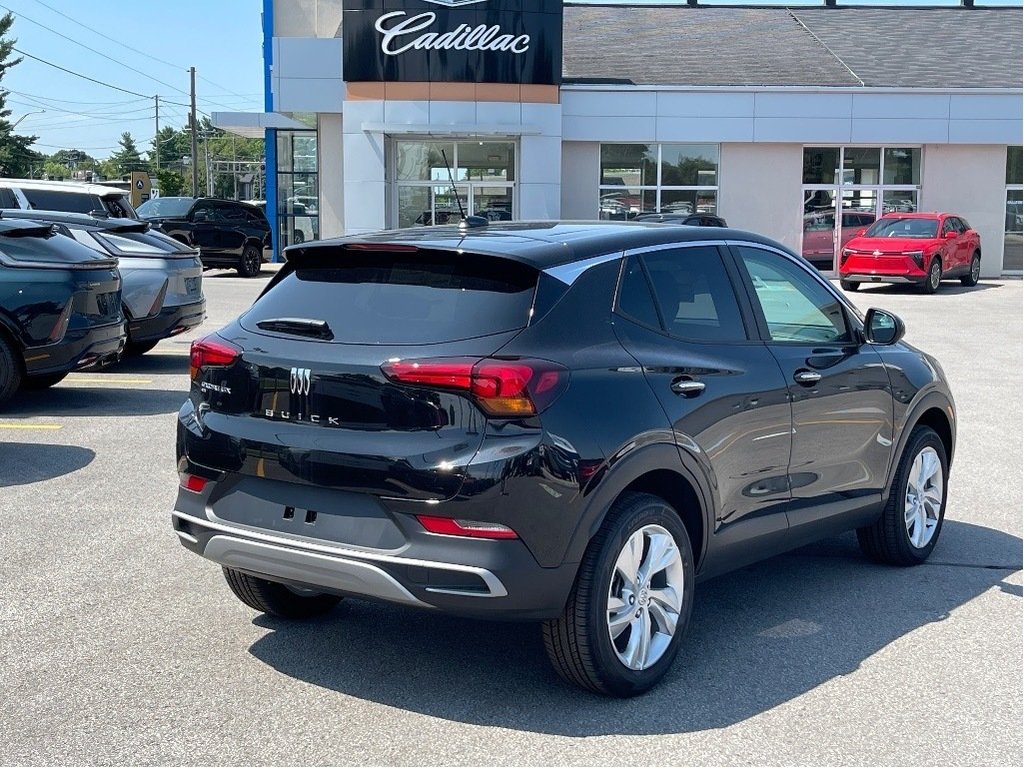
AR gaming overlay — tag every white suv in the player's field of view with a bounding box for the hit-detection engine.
[0,179,138,218]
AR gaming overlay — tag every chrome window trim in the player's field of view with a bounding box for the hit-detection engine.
[545,250,624,285]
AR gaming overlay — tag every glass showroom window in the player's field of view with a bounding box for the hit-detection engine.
[392,140,515,227]
[276,130,318,250]
[1005,146,1022,273]
[599,144,719,219]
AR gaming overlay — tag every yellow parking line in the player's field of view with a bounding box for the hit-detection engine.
[0,423,62,430]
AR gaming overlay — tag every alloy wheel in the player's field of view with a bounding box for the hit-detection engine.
[607,524,684,671]
[904,446,943,548]
[971,257,981,283]
[929,262,941,291]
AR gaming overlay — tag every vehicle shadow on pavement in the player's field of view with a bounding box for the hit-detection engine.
[0,443,95,487]
[854,282,1003,297]
[247,521,1020,736]
[3,386,186,418]
[109,354,190,375]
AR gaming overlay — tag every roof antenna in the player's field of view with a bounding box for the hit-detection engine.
[440,148,487,230]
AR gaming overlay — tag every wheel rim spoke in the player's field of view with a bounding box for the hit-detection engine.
[614,531,644,589]
[607,594,634,640]
[904,447,943,549]
[648,596,678,636]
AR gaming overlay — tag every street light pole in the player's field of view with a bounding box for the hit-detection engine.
[11,109,45,128]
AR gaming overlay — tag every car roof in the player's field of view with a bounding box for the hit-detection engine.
[0,209,149,231]
[0,178,129,196]
[877,212,950,219]
[295,221,786,270]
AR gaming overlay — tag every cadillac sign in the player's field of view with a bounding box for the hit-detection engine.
[342,0,563,85]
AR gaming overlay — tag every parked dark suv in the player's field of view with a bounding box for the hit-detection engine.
[0,219,124,403]
[137,197,271,277]
[173,222,956,696]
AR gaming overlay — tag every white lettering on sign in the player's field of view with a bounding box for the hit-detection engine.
[374,11,531,56]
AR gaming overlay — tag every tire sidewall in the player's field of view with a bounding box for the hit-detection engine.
[892,428,949,563]
[0,335,23,403]
[584,497,695,696]
[240,245,262,277]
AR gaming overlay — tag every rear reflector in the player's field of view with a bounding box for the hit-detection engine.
[381,357,568,418]
[416,515,519,540]
[189,335,240,380]
[179,473,208,493]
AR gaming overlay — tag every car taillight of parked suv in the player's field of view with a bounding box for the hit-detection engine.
[173,221,956,696]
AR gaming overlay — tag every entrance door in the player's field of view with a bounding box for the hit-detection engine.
[801,188,880,273]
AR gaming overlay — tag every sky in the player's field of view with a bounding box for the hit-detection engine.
[1,0,1020,160]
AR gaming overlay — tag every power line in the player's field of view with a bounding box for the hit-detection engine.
[28,0,259,102]
[3,88,151,106]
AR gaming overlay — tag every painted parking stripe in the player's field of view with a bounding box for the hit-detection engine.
[0,422,62,430]
[63,378,154,385]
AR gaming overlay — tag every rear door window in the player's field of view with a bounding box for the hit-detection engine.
[242,248,539,344]
[22,189,101,214]
[636,246,748,342]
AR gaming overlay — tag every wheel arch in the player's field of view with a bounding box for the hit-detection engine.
[886,391,956,498]
[566,441,713,573]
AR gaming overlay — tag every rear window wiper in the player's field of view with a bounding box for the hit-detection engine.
[256,317,334,340]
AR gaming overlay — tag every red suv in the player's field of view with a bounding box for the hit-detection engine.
[838,213,981,293]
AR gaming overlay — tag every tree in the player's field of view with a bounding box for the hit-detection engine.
[109,131,146,176]
[155,168,186,197]
[0,12,40,177]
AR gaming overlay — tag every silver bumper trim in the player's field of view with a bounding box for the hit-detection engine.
[172,510,508,598]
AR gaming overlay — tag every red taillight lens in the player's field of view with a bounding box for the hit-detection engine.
[179,473,208,493]
[381,357,568,417]
[416,515,518,539]
[189,335,240,380]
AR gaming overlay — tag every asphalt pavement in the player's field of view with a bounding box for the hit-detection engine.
[1,267,1020,766]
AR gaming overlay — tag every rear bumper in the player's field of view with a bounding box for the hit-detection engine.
[171,475,579,620]
[23,320,125,376]
[128,299,206,344]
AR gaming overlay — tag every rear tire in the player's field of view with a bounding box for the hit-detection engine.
[921,258,942,294]
[961,252,981,287]
[840,278,859,292]
[222,567,342,619]
[542,492,694,697]
[22,372,68,390]
[0,335,23,404]
[857,426,948,566]
[238,244,263,278]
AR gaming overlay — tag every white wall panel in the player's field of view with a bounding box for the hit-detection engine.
[718,143,804,252]
[476,102,522,126]
[275,78,344,113]
[342,131,385,182]
[949,94,1024,121]
[384,100,430,126]
[518,183,561,220]
[656,91,755,118]
[342,100,383,134]
[753,117,851,143]
[317,113,344,238]
[429,101,477,126]
[562,115,657,142]
[520,103,563,137]
[560,142,600,220]
[754,92,852,119]
[562,90,656,117]
[851,93,949,120]
[948,119,1023,145]
[655,117,754,143]
[851,118,949,144]
[520,136,563,186]
[276,37,342,79]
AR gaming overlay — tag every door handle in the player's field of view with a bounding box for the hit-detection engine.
[670,378,705,397]
[793,370,821,386]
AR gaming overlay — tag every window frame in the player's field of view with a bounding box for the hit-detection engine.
[599,143,721,219]
[614,241,760,344]
[727,242,860,347]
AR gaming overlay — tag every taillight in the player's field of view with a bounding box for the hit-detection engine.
[381,357,568,418]
[189,335,240,380]
[179,473,208,493]
[48,299,74,343]
[416,515,518,539]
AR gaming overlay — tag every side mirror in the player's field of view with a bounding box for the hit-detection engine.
[944,230,958,239]
[864,308,905,346]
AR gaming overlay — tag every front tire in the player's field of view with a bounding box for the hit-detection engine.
[840,278,860,292]
[238,244,263,278]
[222,567,342,619]
[0,335,23,404]
[961,252,981,287]
[857,426,948,566]
[542,492,694,697]
[921,258,942,294]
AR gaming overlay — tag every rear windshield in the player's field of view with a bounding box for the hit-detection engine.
[243,248,538,344]
[0,229,112,265]
[137,197,193,218]
[864,217,938,239]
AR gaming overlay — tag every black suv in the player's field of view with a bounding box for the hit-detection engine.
[174,222,956,696]
[137,197,271,277]
[633,212,728,227]
[0,219,124,402]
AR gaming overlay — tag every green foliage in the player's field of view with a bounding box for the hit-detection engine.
[0,12,41,177]
[155,168,186,197]
[109,131,146,175]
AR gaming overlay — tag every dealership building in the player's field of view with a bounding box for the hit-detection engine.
[214,1,1023,275]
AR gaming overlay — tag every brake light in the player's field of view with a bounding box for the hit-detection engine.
[381,357,568,417]
[416,515,518,539]
[179,473,208,493]
[189,335,240,380]
[48,299,74,343]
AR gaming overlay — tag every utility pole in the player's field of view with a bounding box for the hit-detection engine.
[154,95,160,173]
[189,67,198,198]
